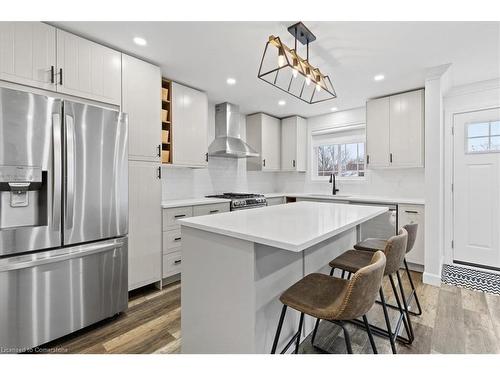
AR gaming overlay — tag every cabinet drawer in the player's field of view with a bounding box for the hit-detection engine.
[163,206,193,230]
[162,250,182,278]
[398,204,425,266]
[193,203,229,217]
[163,229,182,253]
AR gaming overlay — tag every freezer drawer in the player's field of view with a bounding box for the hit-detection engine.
[0,237,128,352]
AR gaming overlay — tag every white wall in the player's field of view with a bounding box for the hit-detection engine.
[161,104,278,200]
[276,107,425,199]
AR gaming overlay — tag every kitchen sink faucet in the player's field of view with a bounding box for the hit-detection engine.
[329,173,340,195]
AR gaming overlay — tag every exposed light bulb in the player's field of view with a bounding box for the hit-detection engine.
[305,76,311,86]
[278,47,286,67]
[316,83,321,92]
[315,75,322,91]
[292,58,299,78]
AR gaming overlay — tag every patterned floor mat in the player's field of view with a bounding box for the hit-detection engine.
[442,264,500,295]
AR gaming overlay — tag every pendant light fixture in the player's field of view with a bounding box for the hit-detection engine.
[257,22,337,104]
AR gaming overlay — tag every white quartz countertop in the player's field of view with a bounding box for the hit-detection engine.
[179,201,388,252]
[264,193,424,206]
[161,197,231,209]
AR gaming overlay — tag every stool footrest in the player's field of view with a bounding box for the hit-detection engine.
[280,331,301,354]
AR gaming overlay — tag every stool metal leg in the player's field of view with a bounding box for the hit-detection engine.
[311,318,321,346]
[388,274,414,343]
[363,314,377,354]
[339,321,353,354]
[271,305,287,354]
[396,270,415,340]
[379,287,397,354]
[329,267,335,276]
[341,270,346,279]
[294,312,305,354]
[404,259,423,316]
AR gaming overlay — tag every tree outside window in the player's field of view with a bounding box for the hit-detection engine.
[316,142,365,177]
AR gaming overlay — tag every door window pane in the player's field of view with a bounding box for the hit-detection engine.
[466,121,500,153]
[491,121,500,136]
[467,122,489,137]
[468,137,490,152]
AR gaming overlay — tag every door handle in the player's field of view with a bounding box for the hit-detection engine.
[52,113,62,231]
[65,114,75,229]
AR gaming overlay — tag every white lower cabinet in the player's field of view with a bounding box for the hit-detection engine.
[162,202,229,278]
[398,204,425,266]
[128,160,162,290]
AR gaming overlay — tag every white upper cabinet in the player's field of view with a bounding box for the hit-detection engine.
[281,116,307,172]
[56,29,122,105]
[366,96,391,168]
[366,89,424,169]
[122,54,161,162]
[389,90,424,167]
[171,82,208,167]
[0,22,56,90]
[246,113,281,171]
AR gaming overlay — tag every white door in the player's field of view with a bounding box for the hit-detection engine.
[366,97,390,168]
[128,160,162,290]
[261,114,281,171]
[56,30,121,105]
[453,108,500,268]
[0,22,56,90]
[122,54,161,161]
[390,90,424,168]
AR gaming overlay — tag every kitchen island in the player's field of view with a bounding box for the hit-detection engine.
[179,201,387,354]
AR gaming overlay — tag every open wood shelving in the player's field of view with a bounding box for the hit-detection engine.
[161,78,172,164]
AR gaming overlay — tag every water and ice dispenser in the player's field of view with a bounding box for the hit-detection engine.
[0,165,47,229]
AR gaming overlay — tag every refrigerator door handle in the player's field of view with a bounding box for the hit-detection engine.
[0,238,126,272]
[52,113,62,231]
[65,114,76,229]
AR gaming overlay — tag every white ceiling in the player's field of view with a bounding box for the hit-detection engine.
[52,21,500,118]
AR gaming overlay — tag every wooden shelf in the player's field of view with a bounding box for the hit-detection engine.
[162,78,173,164]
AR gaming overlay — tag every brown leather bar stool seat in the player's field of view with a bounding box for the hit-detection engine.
[271,251,386,354]
[354,223,422,316]
[326,228,412,354]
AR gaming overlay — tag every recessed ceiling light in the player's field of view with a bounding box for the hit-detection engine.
[331,107,338,112]
[278,100,286,106]
[226,78,236,85]
[133,37,147,46]
[374,74,385,81]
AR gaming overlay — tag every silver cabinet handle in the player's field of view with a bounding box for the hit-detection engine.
[65,114,75,229]
[52,112,62,231]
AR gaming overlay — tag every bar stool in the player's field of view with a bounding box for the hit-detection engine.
[326,228,411,354]
[354,223,422,316]
[271,251,386,354]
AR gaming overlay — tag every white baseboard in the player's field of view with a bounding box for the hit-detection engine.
[422,271,442,286]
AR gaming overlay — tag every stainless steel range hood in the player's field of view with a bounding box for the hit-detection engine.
[208,102,259,158]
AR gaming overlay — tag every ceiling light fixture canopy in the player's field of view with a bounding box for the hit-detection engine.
[258,22,337,104]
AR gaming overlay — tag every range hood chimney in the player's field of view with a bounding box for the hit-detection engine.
[208,103,259,158]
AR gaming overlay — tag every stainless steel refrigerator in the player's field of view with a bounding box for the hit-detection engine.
[0,87,128,352]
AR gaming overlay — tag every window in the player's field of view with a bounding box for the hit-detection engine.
[312,124,365,179]
[466,121,500,153]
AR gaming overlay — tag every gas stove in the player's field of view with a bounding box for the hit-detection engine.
[206,193,267,211]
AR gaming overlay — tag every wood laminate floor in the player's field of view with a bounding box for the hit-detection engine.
[40,271,500,354]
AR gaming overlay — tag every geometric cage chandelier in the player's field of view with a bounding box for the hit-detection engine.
[258,22,337,104]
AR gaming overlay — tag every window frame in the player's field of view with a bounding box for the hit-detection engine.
[465,120,500,154]
[311,124,367,182]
